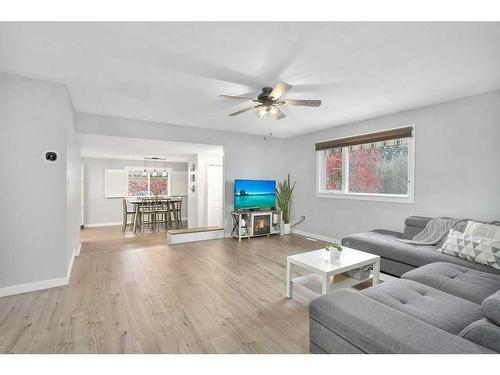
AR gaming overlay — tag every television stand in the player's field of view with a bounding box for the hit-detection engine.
[231,210,282,241]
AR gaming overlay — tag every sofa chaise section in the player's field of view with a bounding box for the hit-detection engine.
[402,262,500,304]
[309,262,500,354]
[309,288,493,354]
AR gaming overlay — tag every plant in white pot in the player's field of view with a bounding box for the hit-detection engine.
[276,174,296,235]
[325,243,343,262]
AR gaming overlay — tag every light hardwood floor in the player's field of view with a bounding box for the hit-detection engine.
[0,227,329,353]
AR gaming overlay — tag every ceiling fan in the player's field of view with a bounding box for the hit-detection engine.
[219,82,321,120]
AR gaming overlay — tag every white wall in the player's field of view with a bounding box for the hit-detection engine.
[187,157,198,227]
[82,158,188,225]
[286,90,500,240]
[0,72,80,292]
[76,113,287,233]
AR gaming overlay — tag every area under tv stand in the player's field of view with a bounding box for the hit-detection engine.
[231,210,282,241]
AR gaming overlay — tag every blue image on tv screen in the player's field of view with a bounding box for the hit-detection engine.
[234,179,276,210]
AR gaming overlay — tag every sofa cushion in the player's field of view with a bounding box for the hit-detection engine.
[403,216,432,240]
[482,290,500,326]
[402,262,500,304]
[458,318,500,352]
[361,279,482,335]
[342,230,500,275]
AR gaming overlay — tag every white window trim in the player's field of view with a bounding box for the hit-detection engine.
[125,166,173,198]
[316,125,415,204]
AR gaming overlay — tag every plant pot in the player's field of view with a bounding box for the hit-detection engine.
[283,223,291,235]
[329,249,341,262]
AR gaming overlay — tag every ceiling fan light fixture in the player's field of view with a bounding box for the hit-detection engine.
[220,83,321,119]
[257,105,279,119]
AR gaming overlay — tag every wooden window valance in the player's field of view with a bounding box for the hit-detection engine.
[315,126,413,151]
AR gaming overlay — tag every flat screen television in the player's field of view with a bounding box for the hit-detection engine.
[234,179,276,210]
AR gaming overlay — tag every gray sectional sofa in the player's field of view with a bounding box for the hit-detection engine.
[341,216,500,277]
[309,216,500,354]
[310,262,500,353]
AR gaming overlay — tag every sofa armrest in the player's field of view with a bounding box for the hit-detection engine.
[309,289,494,354]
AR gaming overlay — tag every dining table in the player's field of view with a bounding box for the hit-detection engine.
[129,197,183,233]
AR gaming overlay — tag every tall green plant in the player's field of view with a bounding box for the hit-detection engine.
[276,174,296,224]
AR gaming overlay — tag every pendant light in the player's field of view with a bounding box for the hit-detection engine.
[142,159,147,176]
[152,160,157,177]
[162,159,167,177]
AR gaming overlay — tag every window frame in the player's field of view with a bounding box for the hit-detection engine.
[316,125,415,204]
[125,167,172,198]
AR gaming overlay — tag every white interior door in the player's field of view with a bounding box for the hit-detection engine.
[207,164,223,227]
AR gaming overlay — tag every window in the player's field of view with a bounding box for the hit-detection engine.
[317,126,414,203]
[127,168,171,197]
[128,169,149,196]
[325,148,343,190]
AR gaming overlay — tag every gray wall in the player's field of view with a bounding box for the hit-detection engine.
[0,72,80,288]
[82,157,188,225]
[76,113,287,233]
[286,90,500,240]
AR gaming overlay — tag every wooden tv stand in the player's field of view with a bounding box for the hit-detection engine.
[231,210,282,241]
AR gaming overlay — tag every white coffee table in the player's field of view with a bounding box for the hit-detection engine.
[286,247,380,298]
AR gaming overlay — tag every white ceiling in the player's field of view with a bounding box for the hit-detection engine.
[1,22,500,138]
[78,134,223,162]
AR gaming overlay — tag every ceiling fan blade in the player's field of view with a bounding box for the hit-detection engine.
[219,95,256,101]
[282,99,321,107]
[269,82,292,100]
[275,108,286,120]
[228,105,258,117]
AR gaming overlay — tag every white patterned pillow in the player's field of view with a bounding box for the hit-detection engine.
[464,220,500,240]
[439,230,500,270]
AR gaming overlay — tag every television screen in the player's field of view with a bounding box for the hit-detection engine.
[234,179,276,210]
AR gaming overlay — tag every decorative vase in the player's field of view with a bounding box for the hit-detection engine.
[329,249,341,262]
[283,223,291,235]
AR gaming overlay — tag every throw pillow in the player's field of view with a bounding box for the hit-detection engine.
[464,220,500,240]
[439,230,500,270]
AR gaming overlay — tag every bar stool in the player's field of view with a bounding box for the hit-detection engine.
[170,198,183,228]
[122,199,136,232]
[138,200,155,232]
[154,197,169,230]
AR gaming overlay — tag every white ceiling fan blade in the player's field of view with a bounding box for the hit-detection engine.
[228,105,258,117]
[269,82,292,100]
[275,108,286,120]
[282,99,321,107]
[219,95,256,101]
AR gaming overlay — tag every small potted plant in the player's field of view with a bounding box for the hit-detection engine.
[325,243,343,262]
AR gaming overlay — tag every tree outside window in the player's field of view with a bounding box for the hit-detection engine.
[127,169,170,197]
[323,138,409,196]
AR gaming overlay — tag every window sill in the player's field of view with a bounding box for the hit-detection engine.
[316,191,414,204]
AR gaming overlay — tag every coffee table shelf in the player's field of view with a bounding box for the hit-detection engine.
[286,247,380,298]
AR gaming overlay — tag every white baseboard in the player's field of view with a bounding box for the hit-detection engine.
[292,229,341,244]
[85,222,122,228]
[66,243,80,280]
[75,242,82,257]
[0,277,69,298]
